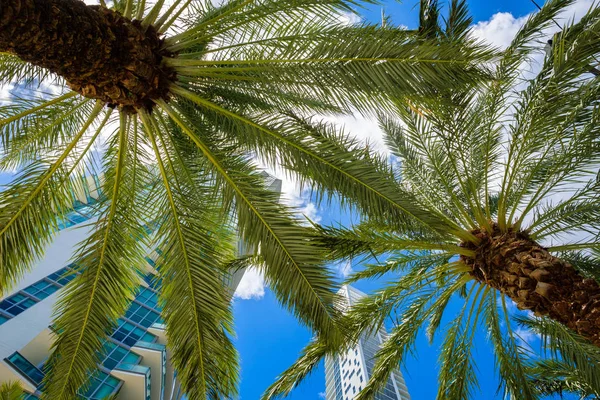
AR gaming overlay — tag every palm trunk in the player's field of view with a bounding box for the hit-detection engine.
[461,226,600,346]
[0,0,175,112]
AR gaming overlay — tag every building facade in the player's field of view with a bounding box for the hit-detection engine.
[0,174,281,399]
[325,285,410,400]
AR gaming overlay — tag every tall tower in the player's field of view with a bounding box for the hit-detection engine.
[0,173,281,399]
[325,285,410,400]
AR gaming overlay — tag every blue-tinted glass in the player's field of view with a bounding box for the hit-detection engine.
[141,332,156,343]
[7,352,44,385]
[103,358,118,370]
[67,213,87,225]
[112,330,126,342]
[105,375,120,388]
[123,336,137,347]
[145,257,156,267]
[55,272,75,286]
[133,327,145,338]
[0,314,7,324]
[11,294,25,302]
[82,378,101,397]
[0,299,15,311]
[101,341,115,355]
[23,280,59,300]
[46,272,61,282]
[140,314,158,328]
[92,383,115,398]
[112,347,127,360]
[130,312,144,324]
[123,352,140,364]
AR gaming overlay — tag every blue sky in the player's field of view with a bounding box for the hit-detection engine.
[0,0,591,398]
[231,1,590,399]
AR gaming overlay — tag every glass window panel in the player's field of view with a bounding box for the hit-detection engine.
[141,332,155,342]
[112,330,126,342]
[112,346,127,360]
[11,294,25,302]
[93,383,115,398]
[103,358,118,370]
[123,322,135,332]
[124,352,140,364]
[130,313,144,324]
[56,273,75,285]
[123,336,137,347]
[133,327,145,338]
[105,375,120,388]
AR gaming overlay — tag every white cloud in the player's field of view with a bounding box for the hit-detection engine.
[322,112,389,157]
[471,12,528,50]
[514,326,539,348]
[338,11,362,25]
[335,260,353,278]
[234,267,265,300]
[471,1,596,50]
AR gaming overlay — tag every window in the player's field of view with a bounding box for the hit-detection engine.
[23,279,60,300]
[0,293,37,316]
[46,267,76,286]
[135,287,159,309]
[125,302,160,328]
[5,352,44,386]
[0,314,8,325]
[353,386,356,394]
[360,375,363,382]
[112,319,157,347]
[82,371,121,399]
[100,340,140,370]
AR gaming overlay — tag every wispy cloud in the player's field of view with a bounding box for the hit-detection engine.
[335,260,353,279]
[234,267,266,300]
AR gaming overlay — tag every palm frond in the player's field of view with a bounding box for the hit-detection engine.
[140,110,239,399]
[262,337,336,400]
[527,359,600,398]
[483,293,538,400]
[42,112,150,399]
[515,314,600,393]
[355,273,472,400]
[159,99,342,339]
[0,381,24,400]
[0,102,103,294]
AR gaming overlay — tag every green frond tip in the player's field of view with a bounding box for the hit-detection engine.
[262,338,336,400]
[0,381,24,400]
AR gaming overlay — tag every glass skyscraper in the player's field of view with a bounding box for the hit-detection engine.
[325,285,410,400]
[0,173,281,399]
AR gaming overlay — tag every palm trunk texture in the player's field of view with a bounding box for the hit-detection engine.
[0,0,176,112]
[461,225,600,346]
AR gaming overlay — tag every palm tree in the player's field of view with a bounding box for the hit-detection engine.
[0,0,491,398]
[264,0,600,398]
[0,381,23,400]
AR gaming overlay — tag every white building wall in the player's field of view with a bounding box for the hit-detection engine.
[0,222,95,361]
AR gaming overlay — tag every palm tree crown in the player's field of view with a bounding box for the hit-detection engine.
[266,0,600,399]
[0,0,492,398]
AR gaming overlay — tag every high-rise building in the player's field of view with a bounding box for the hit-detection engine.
[0,173,281,399]
[324,285,410,400]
